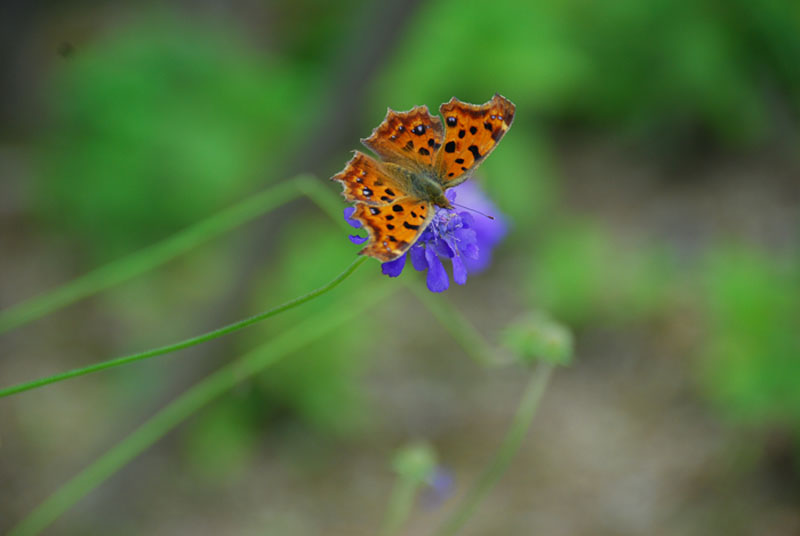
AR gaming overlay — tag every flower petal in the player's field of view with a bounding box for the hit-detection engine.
[425,247,450,292]
[461,241,480,260]
[344,207,361,229]
[349,234,368,245]
[410,244,428,271]
[381,254,407,277]
[434,237,454,258]
[451,253,468,285]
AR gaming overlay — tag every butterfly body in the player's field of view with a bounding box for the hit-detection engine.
[382,162,452,209]
[332,94,515,262]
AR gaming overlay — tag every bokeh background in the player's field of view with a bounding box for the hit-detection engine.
[1,0,799,534]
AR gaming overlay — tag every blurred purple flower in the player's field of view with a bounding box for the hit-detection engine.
[345,182,508,292]
[422,466,455,509]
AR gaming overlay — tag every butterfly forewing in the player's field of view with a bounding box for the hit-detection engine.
[331,151,406,206]
[435,94,515,186]
[352,198,433,262]
[361,105,444,173]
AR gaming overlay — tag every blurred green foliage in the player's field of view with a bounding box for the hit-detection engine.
[528,221,677,326]
[183,397,261,484]
[38,13,318,260]
[699,245,800,425]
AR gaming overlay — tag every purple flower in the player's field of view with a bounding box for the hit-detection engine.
[422,466,455,509]
[345,182,508,292]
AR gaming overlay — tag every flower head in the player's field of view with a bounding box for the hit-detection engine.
[345,182,508,292]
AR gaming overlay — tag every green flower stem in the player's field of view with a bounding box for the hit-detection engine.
[405,281,495,366]
[0,175,320,335]
[433,362,554,536]
[8,285,391,536]
[380,475,424,536]
[0,256,369,399]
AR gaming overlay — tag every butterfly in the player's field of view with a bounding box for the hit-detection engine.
[331,94,515,262]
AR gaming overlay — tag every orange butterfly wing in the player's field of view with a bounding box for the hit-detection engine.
[331,151,407,206]
[351,198,433,262]
[331,152,432,262]
[435,94,515,186]
[361,105,444,173]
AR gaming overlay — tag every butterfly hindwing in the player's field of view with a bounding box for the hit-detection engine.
[331,151,407,206]
[361,105,444,173]
[351,197,433,262]
[435,94,515,186]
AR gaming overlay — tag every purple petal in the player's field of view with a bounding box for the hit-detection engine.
[434,237,454,258]
[461,241,480,260]
[349,234,368,245]
[445,188,457,203]
[451,253,468,285]
[410,244,428,271]
[425,247,449,292]
[458,212,475,228]
[381,254,406,277]
[423,467,455,509]
[344,207,361,229]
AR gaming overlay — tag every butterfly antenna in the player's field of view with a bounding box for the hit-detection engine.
[451,202,495,220]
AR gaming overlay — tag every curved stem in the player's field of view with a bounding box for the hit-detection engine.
[380,476,423,536]
[0,256,368,399]
[433,362,554,536]
[0,175,318,335]
[405,281,496,366]
[7,285,390,536]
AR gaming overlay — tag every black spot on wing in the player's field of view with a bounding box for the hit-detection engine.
[467,145,482,161]
[392,204,404,212]
[446,116,457,127]
[458,129,465,139]
[418,147,430,156]
[403,221,420,230]
[444,141,455,153]
[469,126,477,134]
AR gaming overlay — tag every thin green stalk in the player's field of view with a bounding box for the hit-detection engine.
[433,362,554,536]
[405,281,495,366]
[0,175,319,334]
[8,285,391,536]
[0,256,368,398]
[380,476,423,536]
